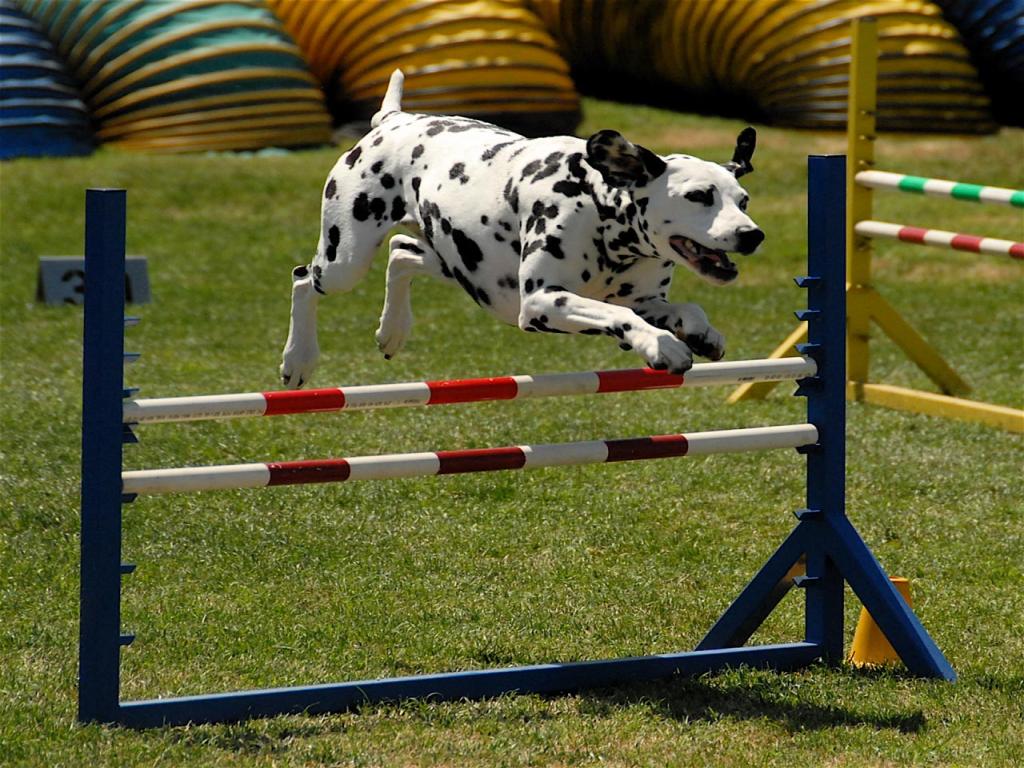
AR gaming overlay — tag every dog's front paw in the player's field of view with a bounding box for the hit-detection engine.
[375,306,412,360]
[636,329,693,374]
[684,326,726,361]
[280,342,319,389]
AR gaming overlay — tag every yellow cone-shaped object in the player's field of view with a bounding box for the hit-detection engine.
[849,577,914,668]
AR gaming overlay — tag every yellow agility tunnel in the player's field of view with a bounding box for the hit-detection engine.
[268,0,581,137]
[528,0,997,133]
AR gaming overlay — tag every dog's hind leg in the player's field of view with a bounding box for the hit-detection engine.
[375,234,447,359]
[280,177,391,387]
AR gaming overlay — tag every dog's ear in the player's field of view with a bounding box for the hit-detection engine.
[585,130,667,187]
[722,127,756,178]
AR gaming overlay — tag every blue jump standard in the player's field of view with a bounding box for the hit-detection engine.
[78,156,955,729]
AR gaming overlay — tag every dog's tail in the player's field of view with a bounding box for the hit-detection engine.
[371,69,404,128]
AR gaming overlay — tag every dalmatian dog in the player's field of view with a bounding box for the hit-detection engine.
[280,70,763,388]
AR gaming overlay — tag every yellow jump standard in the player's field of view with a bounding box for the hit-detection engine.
[729,17,1024,434]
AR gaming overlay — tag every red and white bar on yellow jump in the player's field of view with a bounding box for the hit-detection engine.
[121,424,819,495]
[122,357,817,424]
[855,220,1024,259]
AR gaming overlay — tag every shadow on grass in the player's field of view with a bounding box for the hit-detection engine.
[162,662,942,754]
[577,673,927,733]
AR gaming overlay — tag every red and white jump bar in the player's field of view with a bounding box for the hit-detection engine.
[856,220,1024,259]
[123,357,817,424]
[121,423,818,495]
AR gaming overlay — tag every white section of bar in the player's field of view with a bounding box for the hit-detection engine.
[856,220,1021,256]
[341,382,431,410]
[513,371,600,398]
[345,452,440,480]
[684,357,816,386]
[122,463,270,495]
[123,393,268,423]
[856,170,1021,206]
[684,424,818,455]
[521,440,609,468]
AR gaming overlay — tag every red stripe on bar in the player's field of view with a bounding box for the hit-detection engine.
[436,446,527,474]
[949,234,983,253]
[427,376,519,404]
[897,226,928,244]
[266,459,350,485]
[1010,243,1024,259]
[596,368,685,393]
[264,388,346,415]
[604,434,689,462]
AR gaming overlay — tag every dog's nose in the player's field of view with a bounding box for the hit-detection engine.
[735,227,765,255]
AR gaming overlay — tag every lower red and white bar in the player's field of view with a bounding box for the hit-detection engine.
[856,220,1024,259]
[122,357,817,424]
[121,423,818,495]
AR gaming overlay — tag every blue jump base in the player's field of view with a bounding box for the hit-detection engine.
[78,155,954,729]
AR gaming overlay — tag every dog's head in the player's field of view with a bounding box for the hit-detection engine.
[585,127,763,285]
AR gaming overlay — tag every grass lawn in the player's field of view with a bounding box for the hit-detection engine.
[1,99,1022,766]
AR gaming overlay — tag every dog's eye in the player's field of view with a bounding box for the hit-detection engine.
[739,196,749,211]
[684,188,713,206]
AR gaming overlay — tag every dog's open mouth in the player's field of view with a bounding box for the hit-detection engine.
[669,236,738,284]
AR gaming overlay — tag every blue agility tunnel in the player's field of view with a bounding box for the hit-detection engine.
[0,0,92,159]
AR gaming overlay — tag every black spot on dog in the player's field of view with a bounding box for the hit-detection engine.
[581,328,603,335]
[520,160,542,179]
[494,232,505,242]
[660,276,672,286]
[371,160,383,174]
[553,180,584,197]
[324,178,337,199]
[617,283,633,297]
[292,265,308,277]
[524,278,534,293]
[481,215,489,225]
[412,144,424,160]
[452,228,484,271]
[449,162,468,184]
[328,225,340,246]
[411,177,421,198]
[531,151,564,182]
[344,146,362,167]
[441,218,452,235]
[372,135,383,146]
[353,192,371,221]
[497,274,518,290]
[544,235,565,259]
[581,269,591,282]
[554,295,567,307]
[510,239,521,253]
[500,220,512,231]
[477,288,491,306]
[369,196,387,221]
[503,178,519,213]
[391,196,406,221]
[481,141,515,161]
[397,242,424,254]
[521,240,544,260]
[381,173,395,188]
[527,315,567,334]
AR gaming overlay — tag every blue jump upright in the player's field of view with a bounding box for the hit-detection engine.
[78,155,954,729]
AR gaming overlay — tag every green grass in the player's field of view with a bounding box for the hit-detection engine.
[1,100,1022,766]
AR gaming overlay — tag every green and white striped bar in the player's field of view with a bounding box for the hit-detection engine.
[856,170,1024,208]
